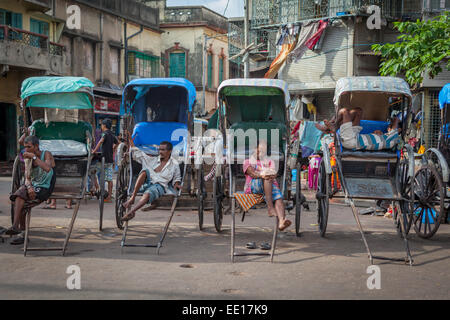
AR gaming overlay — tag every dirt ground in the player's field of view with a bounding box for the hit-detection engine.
[0,177,449,300]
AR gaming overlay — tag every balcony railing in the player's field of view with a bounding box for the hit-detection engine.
[251,0,404,28]
[0,25,64,56]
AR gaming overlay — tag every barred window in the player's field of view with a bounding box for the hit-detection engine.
[128,51,160,78]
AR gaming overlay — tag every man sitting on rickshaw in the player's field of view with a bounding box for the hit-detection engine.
[1,135,55,244]
[315,107,401,151]
[243,141,292,231]
[121,137,182,222]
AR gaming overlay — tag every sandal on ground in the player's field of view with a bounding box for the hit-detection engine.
[278,219,292,231]
[5,227,22,236]
[260,242,271,250]
[10,233,27,245]
[246,241,257,249]
[43,205,56,210]
[65,206,72,209]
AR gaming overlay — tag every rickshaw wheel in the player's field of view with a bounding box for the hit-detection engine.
[317,160,329,237]
[115,162,129,230]
[213,174,224,233]
[197,165,205,231]
[11,155,24,224]
[295,162,302,237]
[98,157,105,231]
[412,165,444,239]
[395,156,415,237]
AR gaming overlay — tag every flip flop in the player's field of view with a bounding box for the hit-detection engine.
[43,206,56,210]
[279,219,292,231]
[260,242,271,250]
[5,227,22,236]
[246,242,257,249]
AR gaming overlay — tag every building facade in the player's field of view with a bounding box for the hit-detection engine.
[247,0,449,148]
[0,0,65,161]
[159,5,229,116]
[53,0,162,135]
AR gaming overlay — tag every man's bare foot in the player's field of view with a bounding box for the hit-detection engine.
[123,197,135,209]
[142,203,157,212]
[268,207,276,217]
[278,219,292,231]
[121,211,136,222]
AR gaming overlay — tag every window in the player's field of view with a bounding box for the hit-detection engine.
[219,56,224,84]
[169,52,186,78]
[128,51,160,78]
[0,9,22,28]
[207,53,213,88]
[30,18,49,48]
[30,18,49,36]
[0,9,22,40]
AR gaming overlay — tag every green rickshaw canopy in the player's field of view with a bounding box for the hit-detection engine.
[21,76,94,110]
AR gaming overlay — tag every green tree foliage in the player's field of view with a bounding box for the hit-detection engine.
[372,12,450,90]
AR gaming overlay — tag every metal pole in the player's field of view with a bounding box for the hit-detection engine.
[202,34,207,116]
[244,0,249,78]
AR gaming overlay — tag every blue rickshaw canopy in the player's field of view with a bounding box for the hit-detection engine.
[439,83,450,110]
[120,78,196,115]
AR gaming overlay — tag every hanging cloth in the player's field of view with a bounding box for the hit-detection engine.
[264,36,298,79]
[305,20,328,49]
[288,21,319,63]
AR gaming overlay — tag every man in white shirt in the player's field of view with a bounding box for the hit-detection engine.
[121,138,182,222]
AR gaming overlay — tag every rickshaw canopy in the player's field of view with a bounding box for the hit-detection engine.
[333,76,412,121]
[218,79,290,108]
[120,78,196,116]
[21,76,94,110]
[439,83,450,109]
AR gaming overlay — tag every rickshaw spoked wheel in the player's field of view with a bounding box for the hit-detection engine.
[11,155,24,224]
[98,157,105,231]
[394,155,415,237]
[295,161,302,237]
[412,164,444,239]
[197,164,205,231]
[213,174,224,233]
[316,160,330,237]
[115,162,129,230]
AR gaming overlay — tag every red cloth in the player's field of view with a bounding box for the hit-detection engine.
[291,121,301,135]
[305,20,328,50]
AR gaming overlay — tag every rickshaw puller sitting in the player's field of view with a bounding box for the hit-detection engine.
[243,141,292,231]
[1,135,55,243]
[315,107,401,151]
[121,137,182,222]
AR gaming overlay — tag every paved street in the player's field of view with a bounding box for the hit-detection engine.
[0,176,449,300]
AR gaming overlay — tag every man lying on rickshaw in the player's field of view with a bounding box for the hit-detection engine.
[243,140,292,231]
[315,107,401,150]
[0,135,55,244]
[120,135,182,222]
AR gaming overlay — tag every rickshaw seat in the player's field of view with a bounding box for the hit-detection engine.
[340,148,399,159]
[30,120,92,143]
[132,122,188,156]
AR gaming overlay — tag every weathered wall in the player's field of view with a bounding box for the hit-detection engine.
[55,0,162,86]
[280,19,353,92]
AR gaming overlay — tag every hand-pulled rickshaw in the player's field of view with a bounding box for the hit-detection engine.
[309,76,415,265]
[214,78,302,262]
[415,83,450,238]
[116,78,203,253]
[11,76,96,255]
